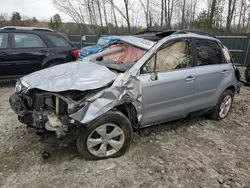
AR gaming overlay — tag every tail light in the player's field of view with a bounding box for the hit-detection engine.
[72,49,79,60]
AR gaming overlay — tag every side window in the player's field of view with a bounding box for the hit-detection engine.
[47,35,70,47]
[0,33,9,48]
[14,33,47,48]
[143,40,191,73]
[196,39,222,66]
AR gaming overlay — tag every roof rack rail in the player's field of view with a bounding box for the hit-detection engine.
[0,26,54,32]
[173,29,216,38]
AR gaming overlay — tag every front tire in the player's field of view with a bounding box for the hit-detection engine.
[210,90,234,120]
[76,111,133,160]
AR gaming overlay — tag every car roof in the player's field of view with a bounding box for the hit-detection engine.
[0,26,54,32]
[136,29,220,43]
[169,32,221,43]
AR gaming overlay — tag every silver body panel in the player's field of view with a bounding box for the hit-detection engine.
[21,61,117,92]
[19,33,238,126]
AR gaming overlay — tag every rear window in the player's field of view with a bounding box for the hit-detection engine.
[47,35,71,47]
[196,39,223,66]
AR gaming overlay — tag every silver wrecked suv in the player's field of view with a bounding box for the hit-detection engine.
[9,31,240,160]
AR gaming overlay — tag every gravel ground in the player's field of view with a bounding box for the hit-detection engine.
[0,75,250,188]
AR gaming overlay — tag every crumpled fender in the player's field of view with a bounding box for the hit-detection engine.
[69,69,143,124]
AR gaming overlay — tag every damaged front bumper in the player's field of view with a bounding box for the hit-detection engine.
[9,93,36,126]
[9,93,86,145]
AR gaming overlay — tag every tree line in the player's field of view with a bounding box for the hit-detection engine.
[0,12,63,30]
[1,0,250,35]
[53,0,250,34]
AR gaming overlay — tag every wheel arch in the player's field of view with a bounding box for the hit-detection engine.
[41,55,67,68]
[115,103,139,130]
[226,85,235,93]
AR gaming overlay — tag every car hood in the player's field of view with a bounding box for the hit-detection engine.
[21,61,118,92]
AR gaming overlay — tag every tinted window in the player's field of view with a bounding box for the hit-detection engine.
[47,35,70,47]
[0,33,8,48]
[196,39,222,65]
[146,40,191,73]
[14,33,47,48]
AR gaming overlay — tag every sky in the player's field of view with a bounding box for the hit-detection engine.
[0,0,71,21]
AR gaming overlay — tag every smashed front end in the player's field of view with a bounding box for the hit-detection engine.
[9,62,119,148]
[9,36,155,159]
[10,81,101,146]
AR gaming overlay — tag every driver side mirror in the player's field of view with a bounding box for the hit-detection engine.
[150,72,158,81]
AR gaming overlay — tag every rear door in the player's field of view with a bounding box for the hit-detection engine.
[191,38,233,109]
[11,32,49,75]
[45,34,76,61]
[0,32,12,77]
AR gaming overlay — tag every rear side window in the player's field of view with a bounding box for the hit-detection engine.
[0,33,9,48]
[196,39,222,66]
[47,35,70,47]
[14,33,47,48]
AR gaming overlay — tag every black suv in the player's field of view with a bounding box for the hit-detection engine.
[0,26,78,78]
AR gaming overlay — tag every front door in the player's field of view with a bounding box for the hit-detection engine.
[139,39,199,126]
[0,32,12,77]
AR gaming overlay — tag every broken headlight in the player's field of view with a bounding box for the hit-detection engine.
[15,81,22,93]
[15,80,30,94]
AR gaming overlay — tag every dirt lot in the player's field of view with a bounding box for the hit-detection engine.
[0,79,250,188]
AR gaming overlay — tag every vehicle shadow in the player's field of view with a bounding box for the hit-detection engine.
[45,116,207,162]
[137,116,206,137]
[42,142,81,162]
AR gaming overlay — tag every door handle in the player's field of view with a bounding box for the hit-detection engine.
[221,70,229,74]
[185,76,196,83]
[40,50,48,53]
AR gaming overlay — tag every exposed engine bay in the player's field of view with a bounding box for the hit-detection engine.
[12,87,105,145]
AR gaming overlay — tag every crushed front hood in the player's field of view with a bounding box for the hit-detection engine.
[21,61,117,92]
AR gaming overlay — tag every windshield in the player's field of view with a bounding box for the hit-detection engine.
[97,38,108,46]
[102,43,146,64]
[94,42,147,73]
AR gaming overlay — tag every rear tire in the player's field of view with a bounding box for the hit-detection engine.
[76,111,133,160]
[210,90,234,120]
